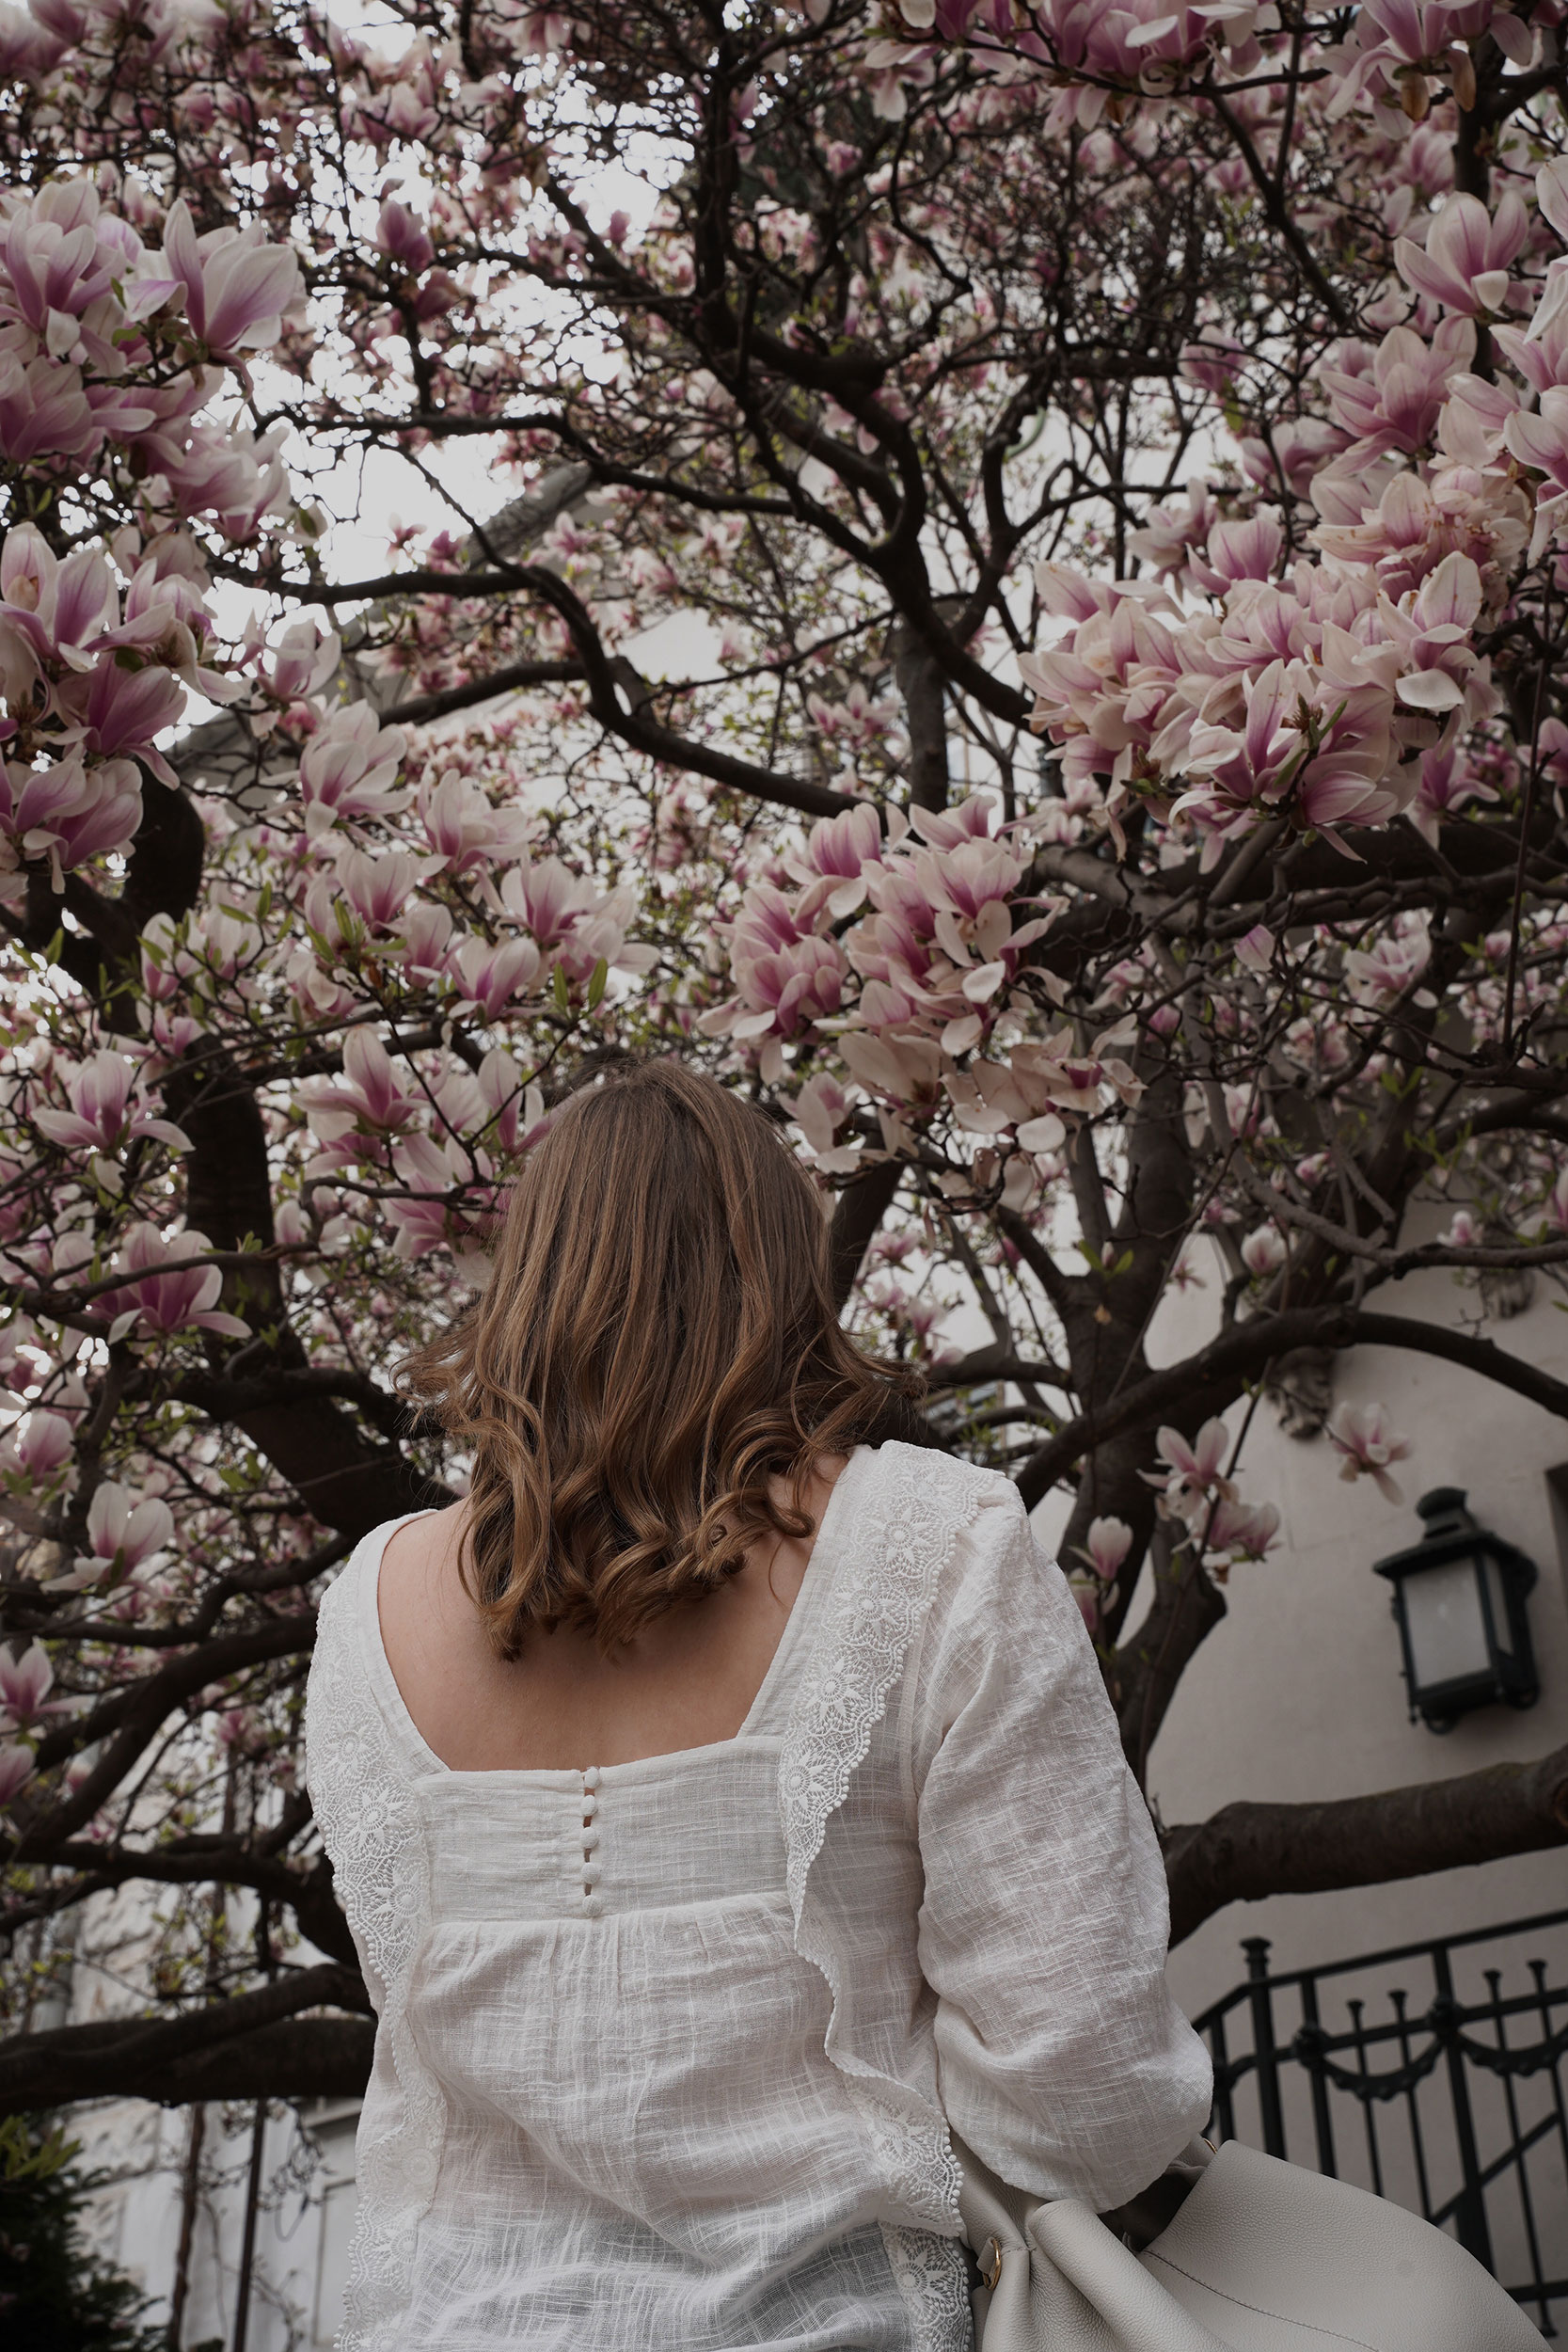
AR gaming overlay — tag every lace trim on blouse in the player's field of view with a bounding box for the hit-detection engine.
[780,1442,984,2348]
[306,1524,446,2352]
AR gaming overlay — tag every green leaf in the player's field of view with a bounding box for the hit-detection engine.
[587,956,609,1009]
[552,961,570,1014]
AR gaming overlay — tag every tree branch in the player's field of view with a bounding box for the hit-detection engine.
[0,1969,374,2116]
[1015,1304,1568,1507]
[1165,1740,1568,1946]
[828,1159,903,1311]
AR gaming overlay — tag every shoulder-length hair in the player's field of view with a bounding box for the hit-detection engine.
[400,1057,918,1656]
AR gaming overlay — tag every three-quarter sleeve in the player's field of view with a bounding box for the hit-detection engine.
[911,1487,1212,2212]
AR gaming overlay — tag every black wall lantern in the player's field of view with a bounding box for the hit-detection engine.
[1372,1488,1540,1732]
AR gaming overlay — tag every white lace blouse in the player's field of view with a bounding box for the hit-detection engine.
[305,1441,1212,2352]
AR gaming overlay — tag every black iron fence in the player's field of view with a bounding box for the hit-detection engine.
[1192,1906,1568,2336]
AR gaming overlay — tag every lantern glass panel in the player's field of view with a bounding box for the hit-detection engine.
[1484,1557,1514,1656]
[1402,1556,1491,1688]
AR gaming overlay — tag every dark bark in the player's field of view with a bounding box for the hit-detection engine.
[164,1025,448,1538]
[1164,1740,1568,1947]
[1015,1304,1568,1507]
[0,1962,370,2111]
[0,2013,375,2117]
[1114,1527,1228,1783]
[828,1159,903,1311]
[889,618,950,813]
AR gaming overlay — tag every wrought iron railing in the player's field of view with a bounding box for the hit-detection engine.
[1192,1906,1568,2336]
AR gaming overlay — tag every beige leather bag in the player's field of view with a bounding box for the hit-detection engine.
[957,2130,1543,2351]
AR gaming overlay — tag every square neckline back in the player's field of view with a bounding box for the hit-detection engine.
[359,1446,869,1782]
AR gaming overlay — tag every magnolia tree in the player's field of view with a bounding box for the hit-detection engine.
[3,0,1568,2111]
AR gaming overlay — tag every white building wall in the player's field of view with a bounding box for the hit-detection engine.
[1141,1249,1568,2018]
[71,2090,354,2349]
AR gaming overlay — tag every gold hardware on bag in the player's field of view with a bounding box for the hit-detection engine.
[979,2236,1005,2292]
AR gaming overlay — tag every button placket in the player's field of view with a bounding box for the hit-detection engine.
[578,1767,602,1916]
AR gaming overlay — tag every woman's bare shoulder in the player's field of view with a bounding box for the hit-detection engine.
[378,1502,471,1629]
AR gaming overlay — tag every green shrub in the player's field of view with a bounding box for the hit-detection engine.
[0,2116,164,2352]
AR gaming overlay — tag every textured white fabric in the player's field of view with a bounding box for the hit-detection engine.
[305,1441,1212,2352]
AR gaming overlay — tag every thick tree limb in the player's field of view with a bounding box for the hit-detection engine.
[828,1160,904,1311]
[890,617,950,812]
[39,1840,358,1968]
[1114,1532,1228,1782]
[0,1966,372,2115]
[1164,1740,1568,1947]
[1016,1304,1568,1506]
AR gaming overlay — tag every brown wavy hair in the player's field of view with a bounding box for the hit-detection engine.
[400,1057,919,1656]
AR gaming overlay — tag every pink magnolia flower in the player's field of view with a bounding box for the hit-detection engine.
[1235,924,1275,975]
[0,1639,69,1729]
[435,1049,546,1157]
[1241,1224,1288,1277]
[1345,914,1433,1004]
[8,1407,73,1480]
[0,347,98,463]
[500,854,606,948]
[1361,550,1486,717]
[907,791,999,852]
[1188,509,1284,594]
[258,619,341,705]
[147,415,289,540]
[299,706,409,834]
[301,1027,421,1142]
[1319,319,1475,457]
[1069,1578,1101,1633]
[53,651,184,786]
[1081,1516,1133,1581]
[32,1049,188,1155]
[392,899,455,980]
[335,845,441,932]
[1409,739,1497,845]
[1175,661,1403,851]
[1149,1419,1236,1521]
[376,197,435,275]
[730,932,847,1041]
[1539,156,1568,248]
[98,1223,251,1344]
[1202,1497,1282,1561]
[447,933,544,1021]
[784,801,888,916]
[1326,1402,1413,1502]
[48,1479,174,1592]
[0,1742,35,1807]
[73,1481,175,1583]
[160,199,301,361]
[836,1026,942,1108]
[1493,262,1568,400]
[1504,389,1568,553]
[418,771,533,871]
[0,753,144,890]
[100,562,231,700]
[790,1071,862,1168]
[1395,191,1528,316]
[0,524,118,687]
